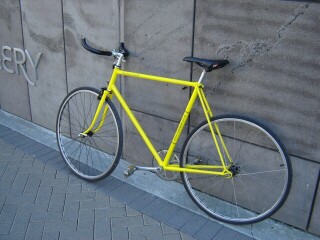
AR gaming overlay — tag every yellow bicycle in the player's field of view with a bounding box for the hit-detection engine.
[56,39,292,224]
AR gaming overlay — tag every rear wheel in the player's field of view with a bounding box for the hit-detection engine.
[180,115,291,224]
[56,87,123,180]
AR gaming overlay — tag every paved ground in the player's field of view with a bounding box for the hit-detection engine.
[0,123,254,240]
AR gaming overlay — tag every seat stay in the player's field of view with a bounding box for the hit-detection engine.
[197,87,233,169]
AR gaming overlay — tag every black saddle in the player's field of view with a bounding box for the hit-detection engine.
[183,57,229,72]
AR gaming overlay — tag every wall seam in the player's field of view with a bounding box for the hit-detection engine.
[60,0,69,94]
[130,108,182,125]
[289,154,320,165]
[306,168,320,230]
[18,0,33,122]
[187,0,196,136]
[119,0,126,157]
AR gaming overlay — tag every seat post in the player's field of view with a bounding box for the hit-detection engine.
[198,69,207,84]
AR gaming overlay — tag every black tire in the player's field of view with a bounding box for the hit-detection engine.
[180,115,292,224]
[56,87,123,181]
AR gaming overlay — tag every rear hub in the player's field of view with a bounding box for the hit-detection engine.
[229,164,241,176]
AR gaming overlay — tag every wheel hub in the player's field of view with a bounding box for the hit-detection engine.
[79,131,94,138]
[87,131,94,137]
[229,164,241,176]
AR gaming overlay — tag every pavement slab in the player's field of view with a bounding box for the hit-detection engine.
[1,110,318,240]
[0,128,206,239]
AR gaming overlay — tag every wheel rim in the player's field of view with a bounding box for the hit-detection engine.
[57,89,120,180]
[182,117,290,223]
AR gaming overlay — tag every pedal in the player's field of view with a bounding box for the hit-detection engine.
[124,165,136,178]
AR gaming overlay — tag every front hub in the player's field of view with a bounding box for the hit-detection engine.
[79,130,94,138]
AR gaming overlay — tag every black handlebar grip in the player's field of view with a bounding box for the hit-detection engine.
[81,38,112,56]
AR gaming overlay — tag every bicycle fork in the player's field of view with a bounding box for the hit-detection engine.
[80,89,112,137]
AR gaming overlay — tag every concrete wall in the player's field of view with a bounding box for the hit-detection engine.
[21,0,67,129]
[0,0,31,120]
[0,0,319,235]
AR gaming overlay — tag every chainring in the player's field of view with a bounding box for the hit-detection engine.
[152,150,180,181]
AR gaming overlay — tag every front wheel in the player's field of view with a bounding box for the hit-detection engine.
[180,115,292,224]
[56,87,123,181]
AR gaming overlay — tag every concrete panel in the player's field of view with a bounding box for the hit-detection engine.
[123,110,188,167]
[20,0,67,130]
[308,171,320,235]
[123,0,193,122]
[0,0,31,120]
[272,157,319,230]
[192,1,320,162]
[62,0,119,92]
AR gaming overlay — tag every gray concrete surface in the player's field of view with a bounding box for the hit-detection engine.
[0,0,319,236]
[123,110,188,166]
[62,0,119,92]
[192,0,320,164]
[0,0,31,120]
[309,181,320,235]
[20,0,67,129]
[0,136,197,240]
[123,0,193,121]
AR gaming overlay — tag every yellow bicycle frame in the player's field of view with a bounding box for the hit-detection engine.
[82,67,233,177]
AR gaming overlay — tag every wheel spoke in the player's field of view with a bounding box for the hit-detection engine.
[181,116,291,224]
[56,88,122,180]
[238,169,286,176]
[231,178,240,219]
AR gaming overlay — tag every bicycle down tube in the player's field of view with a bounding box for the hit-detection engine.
[81,67,233,177]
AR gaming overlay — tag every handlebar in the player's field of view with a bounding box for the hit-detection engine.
[81,38,112,56]
[81,38,129,58]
